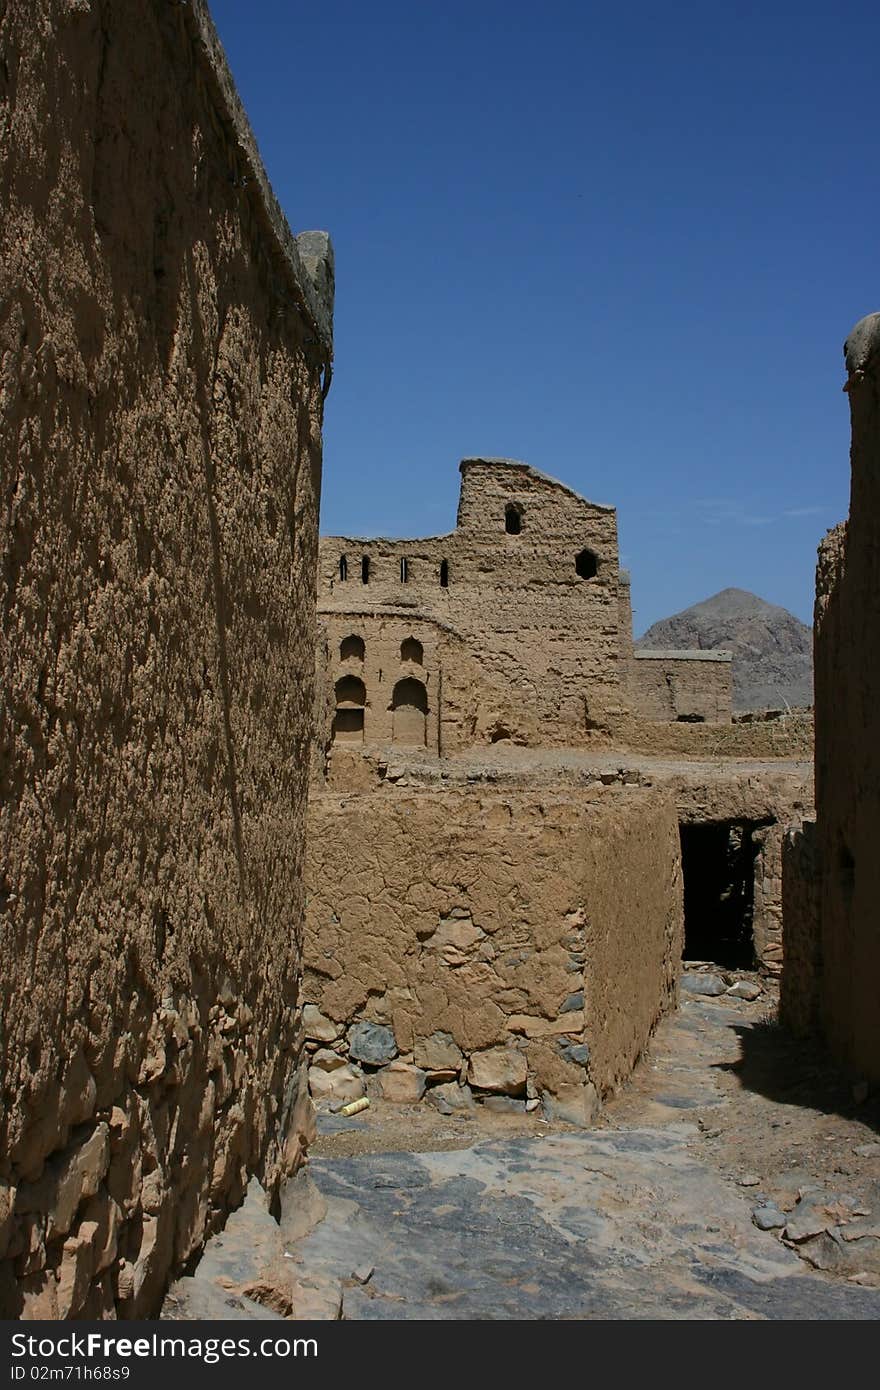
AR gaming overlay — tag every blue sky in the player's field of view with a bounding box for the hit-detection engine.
[210,1,876,632]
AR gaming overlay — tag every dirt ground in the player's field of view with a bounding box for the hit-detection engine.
[311,969,880,1287]
[165,968,880,1319]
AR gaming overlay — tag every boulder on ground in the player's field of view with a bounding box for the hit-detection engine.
[426,1082,475,1112]
[541,1083,600,1129]
[681,973,726,997]
[726,980,762,1001]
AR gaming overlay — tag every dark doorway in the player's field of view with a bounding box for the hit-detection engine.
[679,822,759,968]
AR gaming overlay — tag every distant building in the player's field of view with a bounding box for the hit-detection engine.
[317,457,731,751]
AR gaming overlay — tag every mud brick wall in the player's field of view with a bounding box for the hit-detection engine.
[780,822,822,1037]
[629,651,732,724]
[806,311,880,1081]
[316,609,543,759]
[619,709,813,759]
[668,765,812,973]
[304,787,682,1123]
[752,824,785,975]
[0,0,332,1316]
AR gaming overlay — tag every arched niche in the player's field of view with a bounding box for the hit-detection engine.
[391,676,428,746]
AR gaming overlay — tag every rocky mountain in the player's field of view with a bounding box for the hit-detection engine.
[636,588,813,711]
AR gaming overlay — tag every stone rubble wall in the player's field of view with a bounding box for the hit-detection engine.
[0,0,331,1317]
[304,787,683,1123]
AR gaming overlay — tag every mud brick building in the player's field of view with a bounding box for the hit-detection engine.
[317,457,733,754]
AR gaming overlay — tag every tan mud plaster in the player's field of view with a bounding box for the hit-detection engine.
[0,0,332,1318]
[304,786,683,1116]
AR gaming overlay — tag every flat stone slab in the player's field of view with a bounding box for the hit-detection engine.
[681,972,727,997]
[288,1131,880,1319]
[166,993,880,1322]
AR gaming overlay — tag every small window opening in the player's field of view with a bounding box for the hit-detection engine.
[505,503,522,535]
[400,557,409,583]
[361,555,370,584]
[340,634,365,661]
[339,554,348,581]
[440,559,449,588]
[401,637,423,664]
[334,674,365,707]
[575,548,598,579]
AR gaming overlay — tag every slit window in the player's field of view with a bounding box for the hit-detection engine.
[440,559,449,588]
[400,557,409,584]
[505,503,522,535]
[361,555,370,584]
[339,554,348,581]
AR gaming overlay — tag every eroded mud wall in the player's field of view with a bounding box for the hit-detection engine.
[304,788,682,1121]
[806,312,880,1080]
[780,822,821,1037]
[629,652,732,724]
[0,0,332,1316]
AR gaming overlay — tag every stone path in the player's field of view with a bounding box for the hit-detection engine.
[165,994,880,1321]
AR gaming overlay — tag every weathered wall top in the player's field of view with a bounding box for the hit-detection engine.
[458,456,615,514]
[844,311,880,386]
[182,0,334,355]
